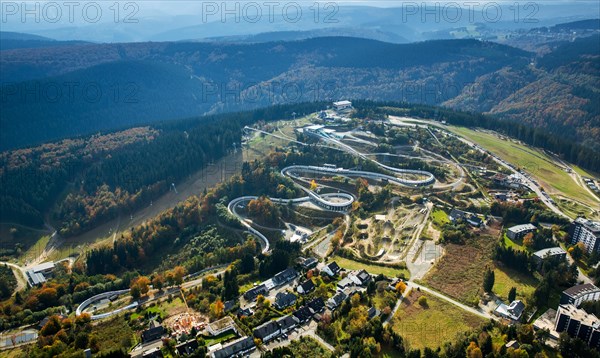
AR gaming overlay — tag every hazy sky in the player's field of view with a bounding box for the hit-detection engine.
[1,0,598,35]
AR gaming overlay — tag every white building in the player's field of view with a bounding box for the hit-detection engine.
[322,261,341,277]
[561,283,600,307]
[333,100,352,111]
[554,304,600,348]
[206,317,236,336]
[494,300,525,321]
[569,218,600,253]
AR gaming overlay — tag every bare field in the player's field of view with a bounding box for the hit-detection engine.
[422,233,497,305]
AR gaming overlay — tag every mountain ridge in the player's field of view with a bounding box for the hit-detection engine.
[1,36,597,151]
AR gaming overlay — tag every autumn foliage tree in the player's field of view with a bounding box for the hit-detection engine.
[130,276,151,299]
[152,274,165,291]
[568,242,586,261]
[522,232,534,248]
[247,196,280,226]
[466,341,483,358]
[395,281,407,294]
[331,229,344,250]
[210,300,225,320]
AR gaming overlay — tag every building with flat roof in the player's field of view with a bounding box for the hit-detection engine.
[533,247,566,260]
[337,277,354,290]
[507,224,537,241]
[569,217,600,253]
[25,261,55,287]
[561,283,600,307]
[348,270,371,287]
[206,317,236,337]
[333,100,352,111]
[532,247,567,269]
[554,304,600,348]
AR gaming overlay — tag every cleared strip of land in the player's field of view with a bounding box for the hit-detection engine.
[448,126,598,207]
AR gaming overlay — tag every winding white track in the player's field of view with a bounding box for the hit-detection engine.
[230,125,437,253]
[228,164,435,253]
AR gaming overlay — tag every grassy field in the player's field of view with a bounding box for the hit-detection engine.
[243,117,311,162]
[502,234,532,253]
[448,126,598,207]
[392,291,486,350]
[130,296,187,321]
[333,255,410,279]
[422,234,496,306]
[204,331,238,346]
[430,209,449,228]
[244,131,291,162]
[493,266,539,302]
[19,234,51,265]
[573,165,599,181]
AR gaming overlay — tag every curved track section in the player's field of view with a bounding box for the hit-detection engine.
[227,190,354,253]
[228,196,273,253]
[228,163,434,253]
[283,165,435,188]
[301,129,436,186]
[75,289,137,320]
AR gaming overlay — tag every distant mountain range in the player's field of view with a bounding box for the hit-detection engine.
[0,37,529,149]
[3,3,598,43]
[0,31,88,51]
[0,20,598,152]
[203,27,409,44]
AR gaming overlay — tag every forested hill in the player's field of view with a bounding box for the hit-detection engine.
[2,100,598,239]
[443,34,600,151]
[1,35,598,151]
[0,102,322,234]
[1,37,530,150]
